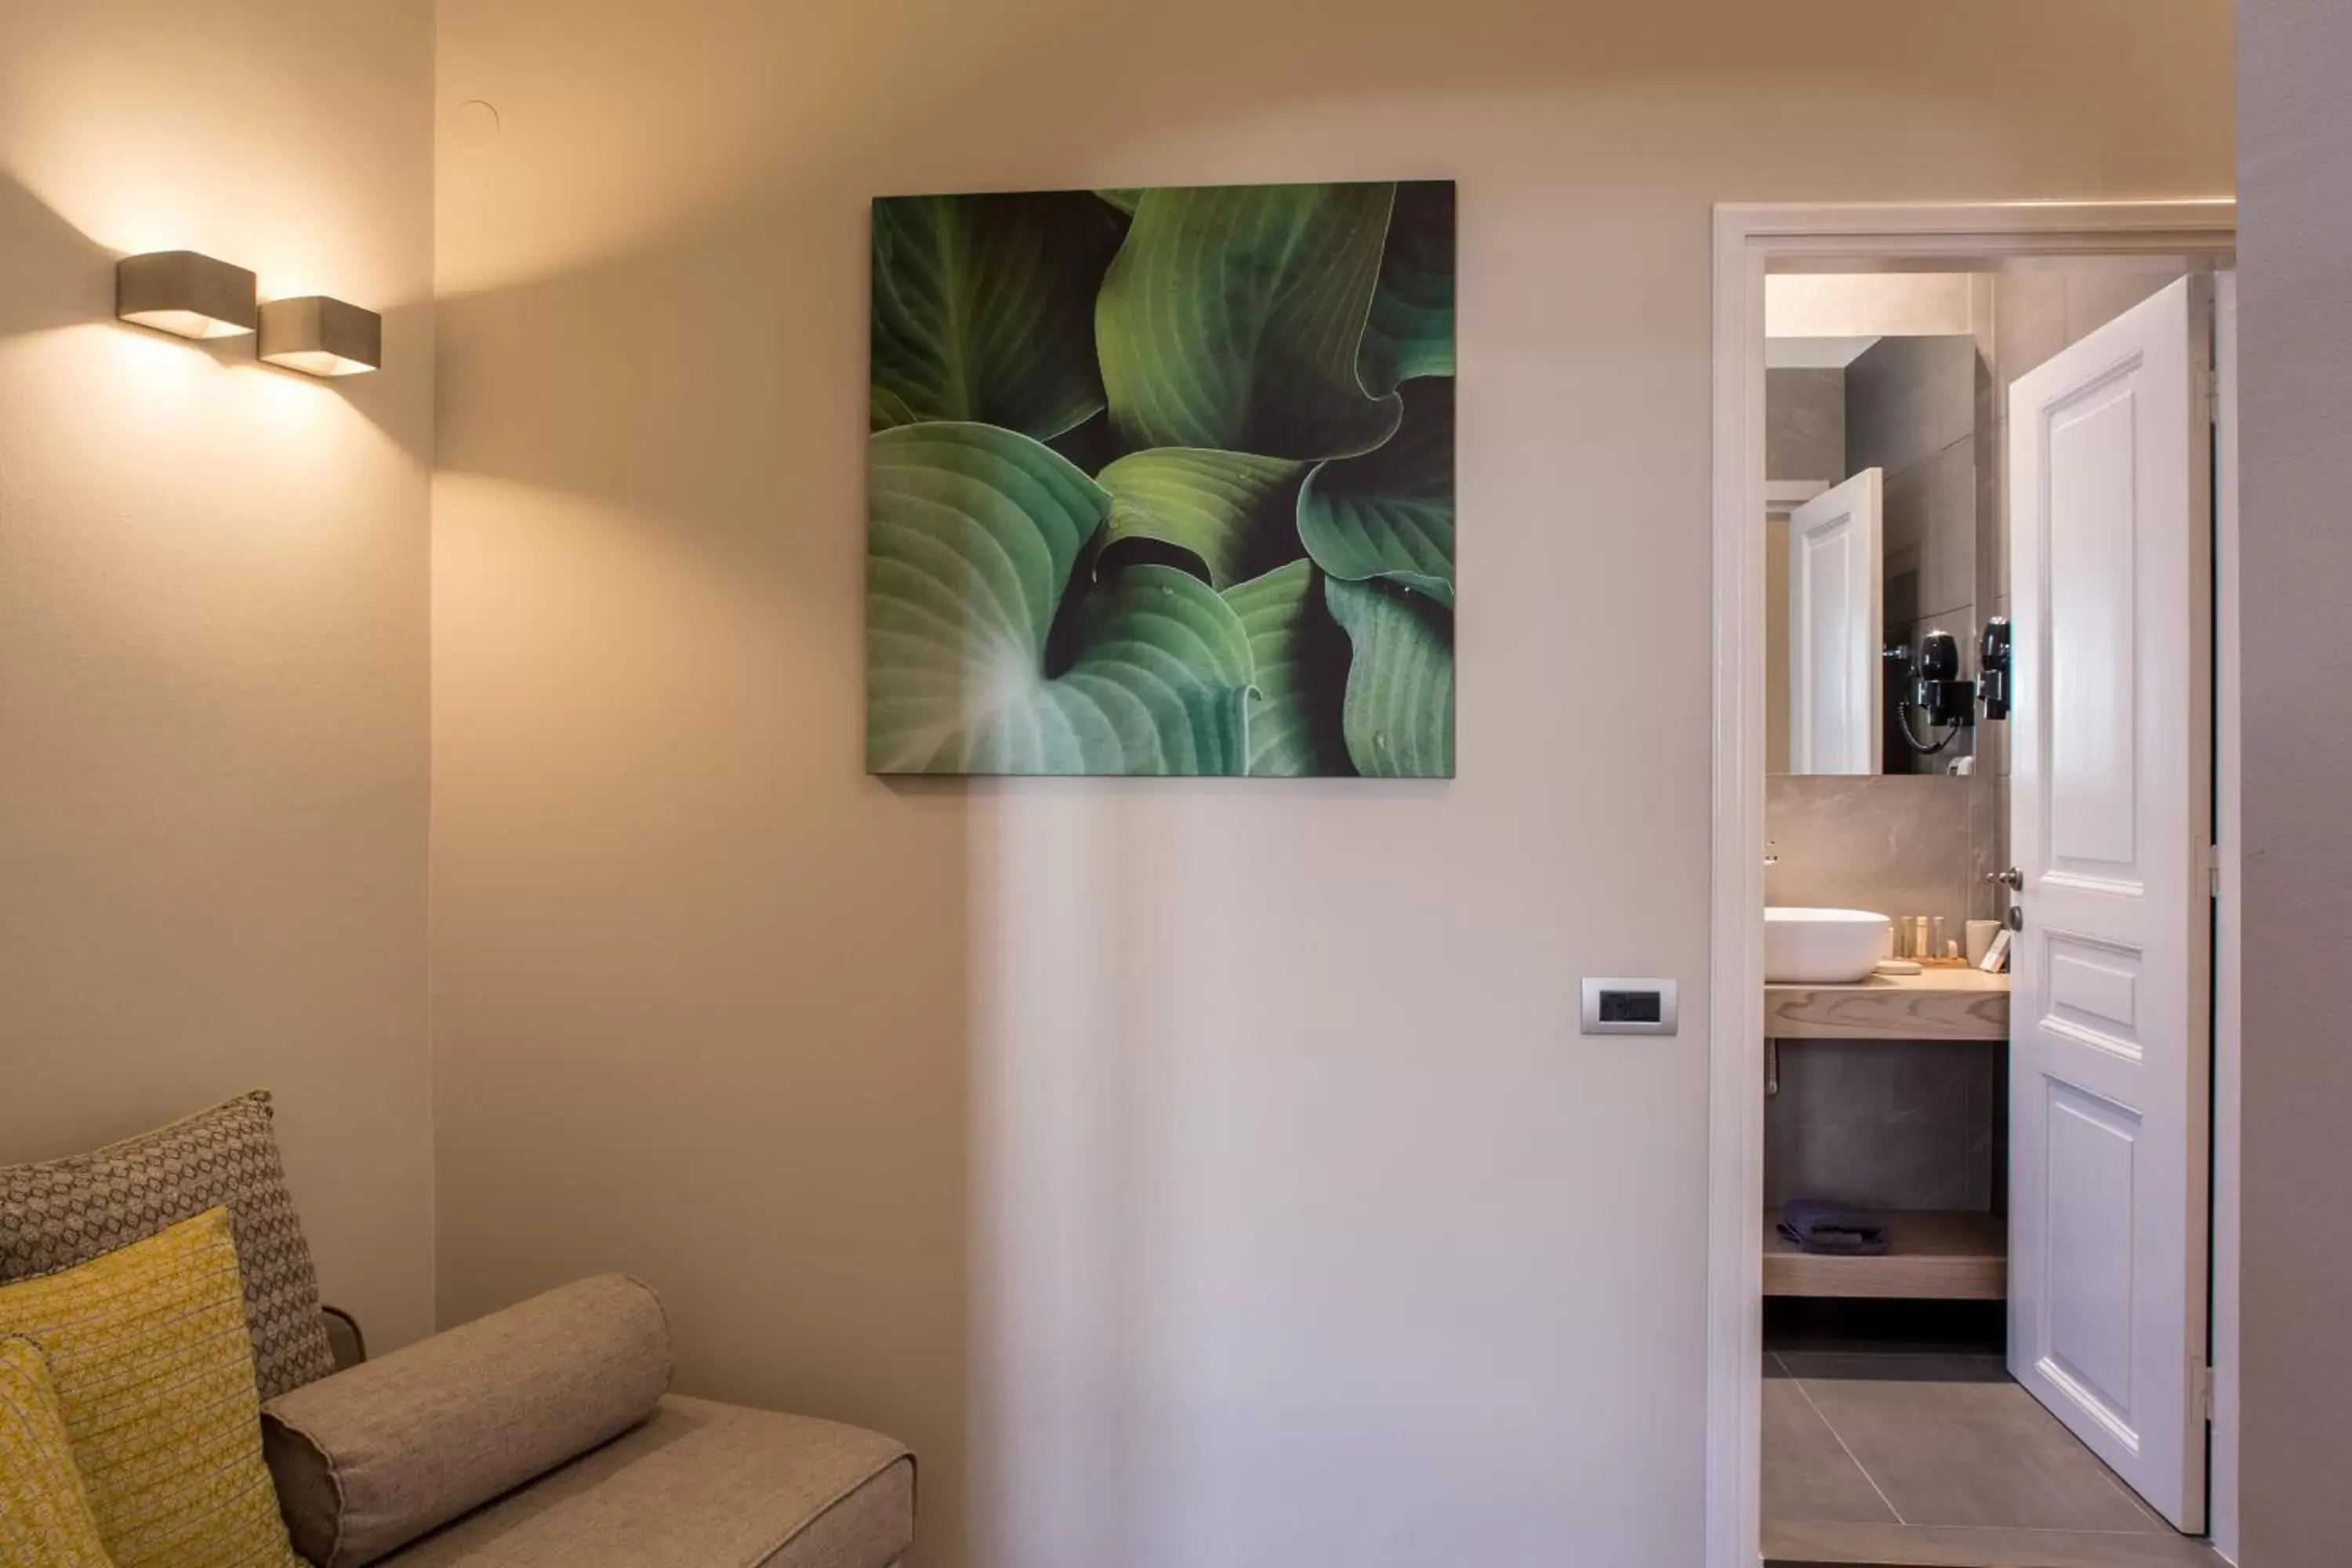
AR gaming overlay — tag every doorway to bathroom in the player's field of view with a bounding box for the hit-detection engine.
[1704,203,2242,1568]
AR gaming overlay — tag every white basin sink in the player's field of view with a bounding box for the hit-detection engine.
[1766,907,1891,983]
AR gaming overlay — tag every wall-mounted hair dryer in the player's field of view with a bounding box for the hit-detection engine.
[1979,617,2013,721]
[1911,630,1976,730]
[1885,629,1976,755]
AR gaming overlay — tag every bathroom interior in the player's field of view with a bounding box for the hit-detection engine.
[1757,267,2223,1568]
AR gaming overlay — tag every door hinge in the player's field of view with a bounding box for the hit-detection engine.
[2198,368,2222,425]
[2193,1363,2216,1421]
[2202,842,2223,899]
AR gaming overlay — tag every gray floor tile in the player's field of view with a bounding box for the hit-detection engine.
[1778,1351,2007,1384]
[1797,1375,2159,1532]
[1766,1519,2223,1567]
[1763,1376,1900,1526]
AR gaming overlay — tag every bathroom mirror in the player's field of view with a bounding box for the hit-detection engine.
[1765,332,1990,776]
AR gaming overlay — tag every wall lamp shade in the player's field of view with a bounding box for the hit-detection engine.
[116,251,257,339]
[257,296,381,376]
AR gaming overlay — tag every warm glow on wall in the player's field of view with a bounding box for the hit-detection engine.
[115,250,256,339]
[257,296,381,377]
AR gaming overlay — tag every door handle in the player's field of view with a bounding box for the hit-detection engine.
[1989,867,2025,931]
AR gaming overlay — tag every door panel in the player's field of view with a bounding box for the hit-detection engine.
[2007,277,2211,1532]
[2046,384,2141,873]
[2045,935,2143,1048]
[2043,1080,2139,1428]
[1787,469,1884,775]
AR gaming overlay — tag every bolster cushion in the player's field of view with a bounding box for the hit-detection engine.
[260,1273,673,1568]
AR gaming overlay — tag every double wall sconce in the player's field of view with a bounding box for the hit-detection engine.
[114,251,380,378]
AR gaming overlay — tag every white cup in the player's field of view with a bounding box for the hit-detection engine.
[1965,920,2001,967]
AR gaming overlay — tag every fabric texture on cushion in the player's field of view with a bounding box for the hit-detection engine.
[0,1091,336,1401]
[0,1209,304,1568]
[0,1337,118,1568]
[263,1273,673,1568]
[375,1396,913,1568]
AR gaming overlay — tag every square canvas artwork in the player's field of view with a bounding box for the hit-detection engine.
[866,180,1455,776]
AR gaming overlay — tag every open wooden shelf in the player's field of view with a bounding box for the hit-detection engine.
[1763,1208,2007,1301]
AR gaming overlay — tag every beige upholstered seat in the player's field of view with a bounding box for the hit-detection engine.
[377,1397,913,1568]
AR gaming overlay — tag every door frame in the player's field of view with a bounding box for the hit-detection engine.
[1706,200,2240,1568]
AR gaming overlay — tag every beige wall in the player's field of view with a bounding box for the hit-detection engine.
[2237,0,2352,1559]
[0,2,437,1349]
[1766,273,1978,339]
[430,4,2232,1564]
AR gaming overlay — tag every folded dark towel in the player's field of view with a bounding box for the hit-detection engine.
[1778,1198,1889,1256]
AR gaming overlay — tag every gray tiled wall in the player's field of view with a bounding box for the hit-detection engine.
[1882,438,1978,627]
[1766,367,1845,481]
[1766,773,2007,929]
[1847,335,1982,775]
[1766,1038,2002,1213]
[1847,336,1975,477]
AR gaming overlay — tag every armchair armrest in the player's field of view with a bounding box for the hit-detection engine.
[319,1305,366,1371]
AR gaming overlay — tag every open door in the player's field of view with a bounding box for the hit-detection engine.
[2006,277,2212,1531]
[1788,469,1884,775]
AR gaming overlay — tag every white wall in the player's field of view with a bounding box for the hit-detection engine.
[429,5,2233,1564]
[2236,0,2352,1559]
[0,2,437,1348]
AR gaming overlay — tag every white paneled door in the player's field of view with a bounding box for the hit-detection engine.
[1788,469,1885,775]
[2006,278,2213,1532]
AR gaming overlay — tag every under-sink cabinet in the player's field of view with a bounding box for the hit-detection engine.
[1762,969,2010,1301]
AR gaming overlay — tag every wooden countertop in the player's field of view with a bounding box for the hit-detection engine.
[1765,967,2009,1041]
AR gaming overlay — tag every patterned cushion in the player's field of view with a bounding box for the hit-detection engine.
[0,1336,117,1568]
[0,1209,304,1568]
[0,1091,335,1402]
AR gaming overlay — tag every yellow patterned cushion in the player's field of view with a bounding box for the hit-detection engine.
[0,1209,302,1568]
[0,1336,115,1568]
